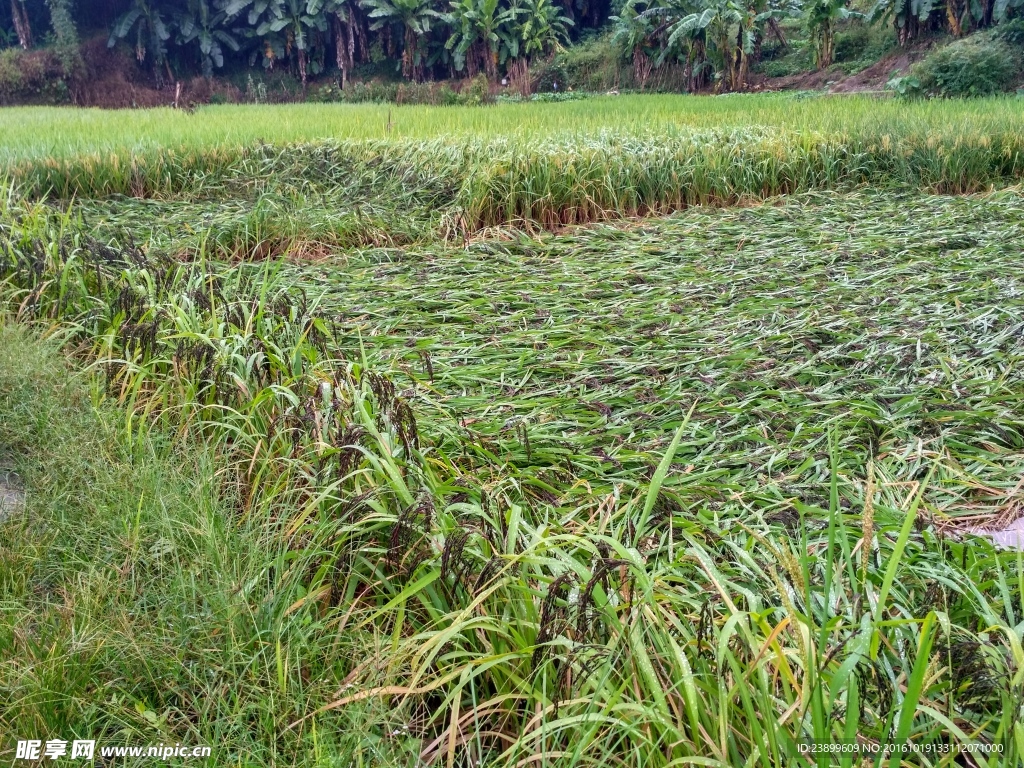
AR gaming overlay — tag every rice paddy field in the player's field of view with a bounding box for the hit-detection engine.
[2,96,1024,767]
[2,95,1022,161]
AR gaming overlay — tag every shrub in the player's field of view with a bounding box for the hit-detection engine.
[310,77,490,106]
[312,79,399,103]
[460,73,491,104]
[433,84,455,105]
[0,49,24,101]
[761,58,807,78]
[533,34,624,92]
[526,90,586,102]
[0,48,69,105]
[885,73,923,98]
[911,37,1021,98]
[834,25,872,63]
[834,22,897,73]
[995,17,1024,48]
[756,41,815,79]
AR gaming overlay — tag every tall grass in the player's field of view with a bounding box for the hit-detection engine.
[3,184,1023,765]
[0,326,413,765]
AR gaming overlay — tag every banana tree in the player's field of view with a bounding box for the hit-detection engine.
[644,0,795,91]
[502,0,572,92]
[437,0,508,79]
[610,0,658,87]
[806,0,857,68]
[277,0,329,84]
[870,0,937,44]
[360,0,435,80]
[108,0,173,82]
[177,0,241,77]
[962,0,1022,30]
[495,5,522,70]
[644,0,742,91]
[224,0,328,83]
[515,0,573,59]
[714,0,756,91]
[308,0,365,86]
[649,2,716,91]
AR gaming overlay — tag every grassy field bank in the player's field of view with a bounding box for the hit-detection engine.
[2,178,1023,764]
[0,327,404,764]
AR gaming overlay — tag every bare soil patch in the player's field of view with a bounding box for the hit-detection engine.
[764,40,940,94]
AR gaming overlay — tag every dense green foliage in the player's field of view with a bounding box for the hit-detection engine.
[1,0,1022,94]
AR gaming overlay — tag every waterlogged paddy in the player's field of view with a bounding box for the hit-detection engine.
[248,189,1024,520]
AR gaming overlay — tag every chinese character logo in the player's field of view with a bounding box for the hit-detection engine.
[71,740,95,759]
[16,738,96,760]
[16,741,42,760]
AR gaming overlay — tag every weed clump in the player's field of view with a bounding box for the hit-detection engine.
[911,36,1023,98]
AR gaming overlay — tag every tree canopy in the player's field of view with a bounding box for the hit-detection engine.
[0,0,1021,89]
